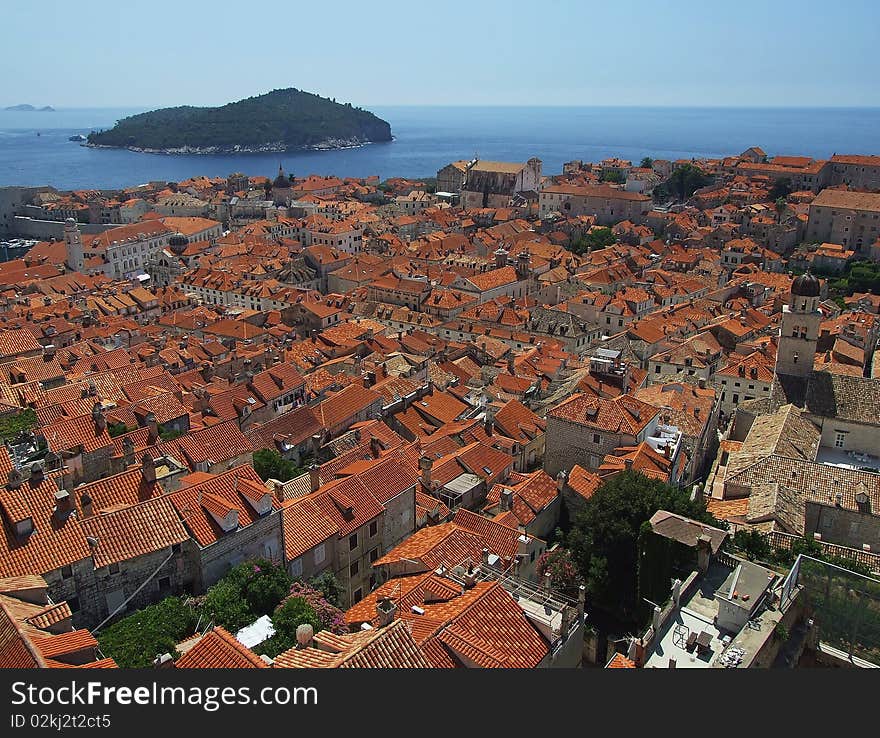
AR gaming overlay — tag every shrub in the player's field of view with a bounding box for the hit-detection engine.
[254,597,322,658]
[97,597,197,668]
[202,559,292,632]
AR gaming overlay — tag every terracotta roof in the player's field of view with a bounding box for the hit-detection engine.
[80,496,189,568]
[274,620,430,668]
[175,627,267,668]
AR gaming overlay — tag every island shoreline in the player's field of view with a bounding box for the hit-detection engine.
[82,137,394,155]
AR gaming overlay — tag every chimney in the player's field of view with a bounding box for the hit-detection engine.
[7,468,23,490]
[141,453,157,484]
[273,480,285,503]
[577,584,586,620]
[376,597,397,627]
[53,488,73,517]
[29,461,45,484]
[80,491,94,518]
[369,436,383,458]
[310,330,317,343]
[43,344,56,360]
[624,457,634,470]
[91,401,106,433]
[308,463,320,493]
[311,433,322,456]
[200,363,214,382]
[481,547,490,566]
[122,436,135,468]
[419,455,433,488]
[483,413,493,436]
[145,412,159,444]
[295,623,314,649]
[500,488,513,511]
[652,605,662,633]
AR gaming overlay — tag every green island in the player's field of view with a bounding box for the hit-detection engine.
[86,88,392,154]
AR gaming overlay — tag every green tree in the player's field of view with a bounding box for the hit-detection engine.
[107,422,130,438]
[768,177,792,202]
[732,528,772,561]
[202,559,293,632]
[159,427,185,441]
[254,597,322,658]
[775,196,788,224]
[0,408,37,442]
[599,170,626,184]
[309,571,344,609]
[253,448,300,482]
[666,163,710,201]
[97,597,197,668]
[571,227,617,254]
[567,470,717,624]
[640,157,654,169]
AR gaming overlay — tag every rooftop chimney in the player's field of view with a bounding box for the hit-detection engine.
[29,461,45,484]
[308,463,320,493]
[419,454,433,488]
[80,491,94,518]
[141,453,157,484]
[91,401,106,433]
[145,412,159,444]
[6,468,23,490]
[53,488,73,517]
[483,413,493,436]
[295,623,314,649]
[500,488,513,512]
[376,597,397,627]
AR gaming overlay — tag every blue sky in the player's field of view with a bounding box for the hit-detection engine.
[3,0,878,108]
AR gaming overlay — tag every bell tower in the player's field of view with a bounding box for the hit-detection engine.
[775,272,821,378]
[64,218,84,273]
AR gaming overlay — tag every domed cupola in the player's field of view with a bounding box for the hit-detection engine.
[168,232,189,256]
[791,271,820,297]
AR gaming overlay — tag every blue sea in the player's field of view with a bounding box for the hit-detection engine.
[1,106,879,190]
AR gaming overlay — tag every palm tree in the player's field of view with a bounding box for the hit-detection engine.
[775,196,787,224]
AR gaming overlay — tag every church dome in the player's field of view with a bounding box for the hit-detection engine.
[791,271,820,297]
[168,232,189,255]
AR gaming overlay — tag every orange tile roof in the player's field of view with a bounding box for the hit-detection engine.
[175,627,267,668]
[80,496,189,568]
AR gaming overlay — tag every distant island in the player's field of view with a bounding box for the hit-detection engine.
[86,88,393,154]
[5,104,54,111]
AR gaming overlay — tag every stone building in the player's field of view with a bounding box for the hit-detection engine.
[806,188,880,253]
[459,158,542,210]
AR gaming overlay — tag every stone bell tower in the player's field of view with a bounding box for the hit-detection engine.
[775,272,821,378]
[64,217,84,273]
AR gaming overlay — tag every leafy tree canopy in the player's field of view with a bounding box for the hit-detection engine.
[571,227,616,254]
[202,558,293,632]
[254,597,322,658]
[640,157,654,169]
[768,177,792,202]
[97,597,197,668]
[253,448,303,483]
[567,470,719,623]
[0,408,37,442]
[665,163,710,201]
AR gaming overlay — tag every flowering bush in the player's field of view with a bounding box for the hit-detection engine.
[535,548,581,595]
[285,581,347,634]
